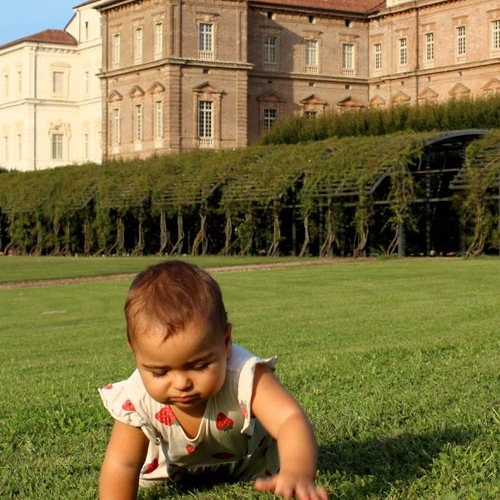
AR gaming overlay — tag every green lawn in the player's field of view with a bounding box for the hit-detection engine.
[1,257,500,499]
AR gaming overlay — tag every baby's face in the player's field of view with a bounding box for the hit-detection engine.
[132,319,232,416]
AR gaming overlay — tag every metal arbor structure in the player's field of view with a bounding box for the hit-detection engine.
[0,129,499,257]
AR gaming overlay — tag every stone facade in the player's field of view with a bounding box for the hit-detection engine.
[98,0,500,161]
[0,0,105,171]
[99,0,251,160]
[369,0,500,107]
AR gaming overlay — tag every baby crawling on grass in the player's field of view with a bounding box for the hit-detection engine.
[99,260,327,500]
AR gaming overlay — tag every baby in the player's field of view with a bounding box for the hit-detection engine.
[99,260,327,500]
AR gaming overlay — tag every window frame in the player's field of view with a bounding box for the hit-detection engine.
[135,104,143,143]
[342,42,355,75]
[305,39,318,72]
[51,133,63,160]
[112,33,121,65]
[112,108,120,147]
[425,32,434,62]
[263,108,277,132]
[491,20,500,51]
[398,37,407,66]
[374,42,382,70]
[155,100,163,140]
[52,71,64,95]
[198,22,213,59]
[134,26,143,61]
[456,25,466,56]
[198,100,213,141]
[154,22,163,58]
[263,35,278,70]
[3,73,9,99]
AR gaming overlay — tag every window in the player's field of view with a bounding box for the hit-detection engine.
[456,26,466,56]
[3,74,8,98]
[84,21,89,41]
[154,22,163,58]
[135,104,143,142]
[374,43,382,70]
[3,136,8,162]
[52,134,63,160]
[263,108,277,131]
[112,33,120,65]
[52,71,64,94]
[84,71,90,94]
[263,35,278,70]
[425,32,434,62]
[112,109,120,146]
[16,134,22,161]
[198,100,213,147]
[399,37,407,66]
[135,27,143,61]
[199,23,213,59]
[305,39,318,73]
[83,134,89,160]
[342,43,354,75]
[305,110,317,119]
[492,20,500,51]
[155,101,163,139]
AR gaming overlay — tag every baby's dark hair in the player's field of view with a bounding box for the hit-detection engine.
[125,260,228,344]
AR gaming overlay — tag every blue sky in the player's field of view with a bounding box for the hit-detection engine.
[0,0,77,46]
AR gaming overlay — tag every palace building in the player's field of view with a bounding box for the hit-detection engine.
[1,0,500,170]
[0,0,106,171]
[96,0,500,161]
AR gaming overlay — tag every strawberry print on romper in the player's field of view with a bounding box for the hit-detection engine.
[216,412,234,432]
[142,458,159,474]
[155,405,177,426]
[122,399,136,411]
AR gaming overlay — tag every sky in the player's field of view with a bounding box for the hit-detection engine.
[0,0,78,46]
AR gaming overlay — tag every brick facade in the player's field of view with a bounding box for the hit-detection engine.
[97,0,500,161]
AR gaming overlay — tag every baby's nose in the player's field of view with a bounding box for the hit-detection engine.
[171,371,192,390]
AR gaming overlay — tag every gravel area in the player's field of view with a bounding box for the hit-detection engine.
[0,259,346,289]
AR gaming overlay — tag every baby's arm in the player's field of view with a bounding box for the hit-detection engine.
[99,420,149,500]
[251,365,328,500]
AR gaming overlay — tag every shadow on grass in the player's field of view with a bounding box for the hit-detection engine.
[318,425,478,498]
[138,426,478,499]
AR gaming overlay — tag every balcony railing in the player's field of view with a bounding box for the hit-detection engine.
[198,50,214,61]
[264,61,278,71]
[199,137,214,148]
[305,65,318,74]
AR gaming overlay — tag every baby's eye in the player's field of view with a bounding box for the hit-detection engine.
[151,370,168,378]
[193,363,210,372]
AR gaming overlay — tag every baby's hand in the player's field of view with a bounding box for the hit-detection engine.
[254,473,328,500]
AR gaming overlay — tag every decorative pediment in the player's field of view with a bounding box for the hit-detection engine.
[192,81,222,95]
[49,120,71,135]
[107,89,123,102]
[448,82,470,97]
[482,78,500,92]
[148,81,165,94]
[337,96,365,109]
[257,91,284,104]
[300,94,327,106]
[418,86,439,101]
[129,85,145,98]
[303,30,323,40]
[370,95,386,108]
[391,91,411,105]
[50,61,71,69]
